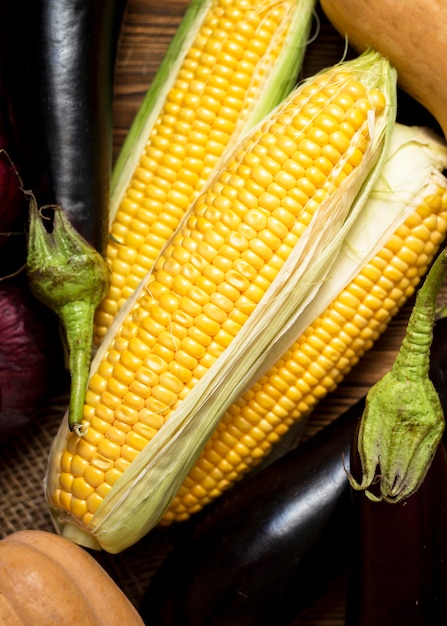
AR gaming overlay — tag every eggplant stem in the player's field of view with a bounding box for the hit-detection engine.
[392,247,447,381]
[26,192,109,435]
[61,300,97,434]
[348,246,447,502]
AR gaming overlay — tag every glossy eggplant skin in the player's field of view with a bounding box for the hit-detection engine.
[0,0,127,254]
[140,399,363,626]
[346,432,447,626]
[343,313,447,626]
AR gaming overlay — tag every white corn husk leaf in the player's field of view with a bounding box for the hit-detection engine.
[288,122,447,337]
[110,0,318,221]
[47,50,399,552]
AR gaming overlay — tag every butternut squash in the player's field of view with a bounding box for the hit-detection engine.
[0,530,144,625]
[320,0,447,137]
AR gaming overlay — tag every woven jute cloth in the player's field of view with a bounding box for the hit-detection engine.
[0,387,175,609]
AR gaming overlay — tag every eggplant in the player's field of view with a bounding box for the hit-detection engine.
[346,429,447,626]
[0,0,127,254]
[139,309,447,626]
[0,0,127,432]
[140,398,361,626]
[344,251,447,626]
[0,275,59,441]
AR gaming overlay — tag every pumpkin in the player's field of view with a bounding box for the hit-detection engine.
[0,530,144,625]
[320,0,447,137]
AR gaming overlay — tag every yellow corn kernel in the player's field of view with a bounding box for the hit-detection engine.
[93,0,314,344]
[161,186,447,522]
[47,59,388,531]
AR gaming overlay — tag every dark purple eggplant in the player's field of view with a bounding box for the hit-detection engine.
[345,248,447,625]
[0,0,127,254]
[345,430,447,626]
[0,275,60,441]
[0,0,127,432]
[140,398,361,626]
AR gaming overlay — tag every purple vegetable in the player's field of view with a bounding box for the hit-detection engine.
[0,0,127,253]
[0,277,61,441]
[345,247,447,625]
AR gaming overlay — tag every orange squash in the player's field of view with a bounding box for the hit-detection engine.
[0,530,144,625]
[320,0,447,137]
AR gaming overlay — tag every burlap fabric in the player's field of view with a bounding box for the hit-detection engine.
[0,387,174,608]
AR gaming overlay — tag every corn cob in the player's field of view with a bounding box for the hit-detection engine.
[46,50,397,552]
[93,0,317,344]
[163,174,447,522]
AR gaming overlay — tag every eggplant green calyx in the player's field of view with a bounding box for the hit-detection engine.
[348,246,447,503]
[26,193,109,436]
